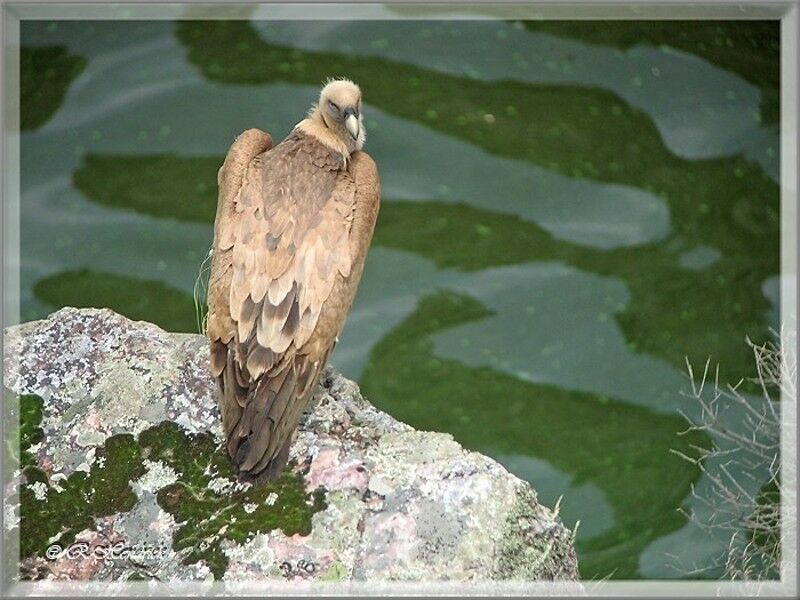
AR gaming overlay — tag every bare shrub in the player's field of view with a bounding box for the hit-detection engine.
[674,324,795,581]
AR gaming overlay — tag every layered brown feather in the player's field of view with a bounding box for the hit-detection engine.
[207,127,380,484]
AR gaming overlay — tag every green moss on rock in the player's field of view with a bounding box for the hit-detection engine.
[139,422,326,579]
[20,433,145,559]
[18,393,44,470]
[19,394,44,453]
[4,391,44,489]
[15,401,325,579]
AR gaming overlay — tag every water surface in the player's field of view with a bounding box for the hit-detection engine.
[19,18,780,579]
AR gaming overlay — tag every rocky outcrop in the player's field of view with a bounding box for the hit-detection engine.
[3,307,578,583]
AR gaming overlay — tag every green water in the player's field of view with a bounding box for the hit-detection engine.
[18,17,780,579]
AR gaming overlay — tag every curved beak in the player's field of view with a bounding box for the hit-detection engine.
[344,107,360,140]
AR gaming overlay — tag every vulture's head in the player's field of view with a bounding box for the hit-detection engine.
[317,79,365,152]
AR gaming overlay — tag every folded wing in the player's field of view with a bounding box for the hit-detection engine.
[207,129,378,482]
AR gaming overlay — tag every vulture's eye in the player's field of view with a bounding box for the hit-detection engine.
[328,100,339,113]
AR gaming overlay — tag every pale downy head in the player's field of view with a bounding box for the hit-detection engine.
[316,78,366,153]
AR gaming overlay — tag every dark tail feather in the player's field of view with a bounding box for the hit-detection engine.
[234,352,331,484]
[239,438,292,486]
[218,348,248,459]
[220,341,336,486]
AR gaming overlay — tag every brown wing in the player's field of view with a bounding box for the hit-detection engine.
[207,128,272,458]
[238,150,381,480]
[207,130,380,483]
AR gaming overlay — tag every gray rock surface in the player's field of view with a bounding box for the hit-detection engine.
[3,307,579,583]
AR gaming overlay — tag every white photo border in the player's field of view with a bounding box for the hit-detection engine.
[1,1,796,596]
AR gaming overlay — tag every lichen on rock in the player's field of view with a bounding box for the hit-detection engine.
[138,421,326,579]
[3,307,579,582]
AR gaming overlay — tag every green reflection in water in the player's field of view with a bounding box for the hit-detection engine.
[33,269,198,333]
[73,154,220,223]
[518,20,779,125]
[23,18,780,579]
[171,20,779,378]
[375,200,775,391]
[175,20,779,188]
[174,21,676,178]
[21,45,86,131]
[72,150,776,391]
[359,290,710,579]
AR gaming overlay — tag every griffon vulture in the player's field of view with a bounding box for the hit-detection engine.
[206,79,380,484]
